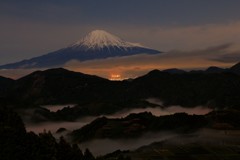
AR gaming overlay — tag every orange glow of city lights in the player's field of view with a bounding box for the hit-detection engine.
[110,74,122,80]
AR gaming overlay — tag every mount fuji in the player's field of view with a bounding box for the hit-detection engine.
[0,30,161,69]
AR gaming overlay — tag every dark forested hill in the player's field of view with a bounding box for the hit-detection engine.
[131,70,240,108]
[3,68,113,107]
[71,109,240,143]
[1,62,240,110]
[0,107,98,160]
[71,112,208,143]
[0,76,14,97]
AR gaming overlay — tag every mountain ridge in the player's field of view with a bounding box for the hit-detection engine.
[1,62,240,110]
[0,30,161,69]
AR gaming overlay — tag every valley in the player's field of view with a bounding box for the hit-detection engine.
[1,64,240,159]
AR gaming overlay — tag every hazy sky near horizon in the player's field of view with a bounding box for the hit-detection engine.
[1,0,240,74]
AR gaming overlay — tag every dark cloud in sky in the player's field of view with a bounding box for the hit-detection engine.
[211,52,240,63]
[1,0,240,25]
[166,43,233,57]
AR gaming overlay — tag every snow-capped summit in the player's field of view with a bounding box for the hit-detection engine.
[0,30,161,69]
[71,30,144,50]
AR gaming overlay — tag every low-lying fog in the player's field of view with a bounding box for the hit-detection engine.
[25,105,212,134]
[106,105,211,118]
[41,104,76,112]
[23,100,216,156]
[79,129,240,156]
[79,132,178,156]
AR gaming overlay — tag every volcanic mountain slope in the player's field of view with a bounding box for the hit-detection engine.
[0,30,161,69]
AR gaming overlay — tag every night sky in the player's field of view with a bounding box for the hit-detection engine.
[1,0,240,78]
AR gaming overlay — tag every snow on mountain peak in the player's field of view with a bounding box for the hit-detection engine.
[71,30,144,50]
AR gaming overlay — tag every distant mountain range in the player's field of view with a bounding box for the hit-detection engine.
[1,62,240,113]
[0,30,160,69]
[163,62,240,75]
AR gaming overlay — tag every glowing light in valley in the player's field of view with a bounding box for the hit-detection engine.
[110,74,122,81]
